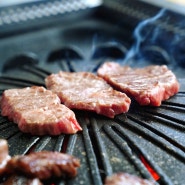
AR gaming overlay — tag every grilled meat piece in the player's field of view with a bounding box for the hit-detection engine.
[0,139,10,176]
[104,173,155,185]
[3,175,43,185]
[6,151,80,180]
[97,62,179,106]
[0,86,82,135]
[45,72,131,118]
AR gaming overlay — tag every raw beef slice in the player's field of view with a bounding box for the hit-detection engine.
[104,173,155,185]
[0,86,82,135]
[0,139,10,176]
[6,151,80,180]
[45,72,131,118]
[97,62,179,106]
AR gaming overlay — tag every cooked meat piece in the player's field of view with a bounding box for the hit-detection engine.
[97,62,179,106]
[0,139,10,176]
[3,175,43,185]
[45,72,131,118]
[0,86,82,135]
[104,173,155,185]
[6,151,80,180]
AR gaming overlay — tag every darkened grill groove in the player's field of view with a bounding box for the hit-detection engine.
[8,133,39,156]
[109,123,173,185]
[160,104,185,112]
[145,109,185,127]
[0,1,185,183]
[162,101,185,108]
[65,134,78,154]
[103,124,153,181]
[127,114,185,153]
[90,117,113,177]
[81,119,103,185]
[34,136,52,152]
[0,121,20,140]
[54,135,65,152]
[134,110,185,130]
[20,65,49,79]
[0,76,44,87]
[116,115,185,163]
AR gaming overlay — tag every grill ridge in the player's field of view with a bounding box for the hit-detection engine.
[82,121,103,185]
[127,114,185,153]
[0,60,185,184]
[116,116,185,163]
[0,76,44,87]
[103,124,153,180]
[0,0,185,184]
[54,135,65,152]
[107,124,173,185]
[90,117,113,177]
[132,110,185,130]
[65,134,78,154]
[145,109,185,127]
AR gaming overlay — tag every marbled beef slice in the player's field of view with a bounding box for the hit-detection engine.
[97,62,179,106]
[104,173,155,185]
[6,151,80,180]
[0,86,82,135]
[45,72,131,118]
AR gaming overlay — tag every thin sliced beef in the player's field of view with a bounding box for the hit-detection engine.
[0,139,10,176]
[97,62,179,106]
[45,72,131,118]
[3,175,43,185]
[0,86,82,135]
[104,173,155,185]
[6,151,80,180]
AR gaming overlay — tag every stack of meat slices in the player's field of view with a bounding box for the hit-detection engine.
[0,86,82,135]
[97,62,180,106]
[45,72,131,118]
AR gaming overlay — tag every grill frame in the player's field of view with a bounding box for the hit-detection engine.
[0,0,185,185]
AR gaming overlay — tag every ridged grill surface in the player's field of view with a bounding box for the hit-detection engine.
[0,0,185,185]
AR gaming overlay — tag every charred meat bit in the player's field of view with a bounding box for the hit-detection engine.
[104,173,156,185]
[0,139,10,176]
[97,62,179,106]
[0,86,82,135]
[6,151,80,180]
[45,72,131,118]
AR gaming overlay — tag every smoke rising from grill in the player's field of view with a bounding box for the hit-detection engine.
[123,9,166,66]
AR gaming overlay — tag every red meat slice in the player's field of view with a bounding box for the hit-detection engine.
[45,72,131,118]
[0,86,82,135]
[6,151,80,180]
[0,139,10,176]
[97,62,180,106]
[104,173,155,185]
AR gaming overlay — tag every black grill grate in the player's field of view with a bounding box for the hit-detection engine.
[0,0,185,185]
[0,60,185,185]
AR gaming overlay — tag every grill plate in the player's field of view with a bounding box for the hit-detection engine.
[0,1,185,185]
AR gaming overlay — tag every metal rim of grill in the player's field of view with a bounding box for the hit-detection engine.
[0,1,185,185]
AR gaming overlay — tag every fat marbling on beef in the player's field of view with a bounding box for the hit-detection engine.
[0,86,82,135]
[6,151,80,180]
[104,173,155,185]
[45,72,131,118]
[97,62,179,106]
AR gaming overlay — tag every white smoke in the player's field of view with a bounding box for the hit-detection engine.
[123,9,166,65]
